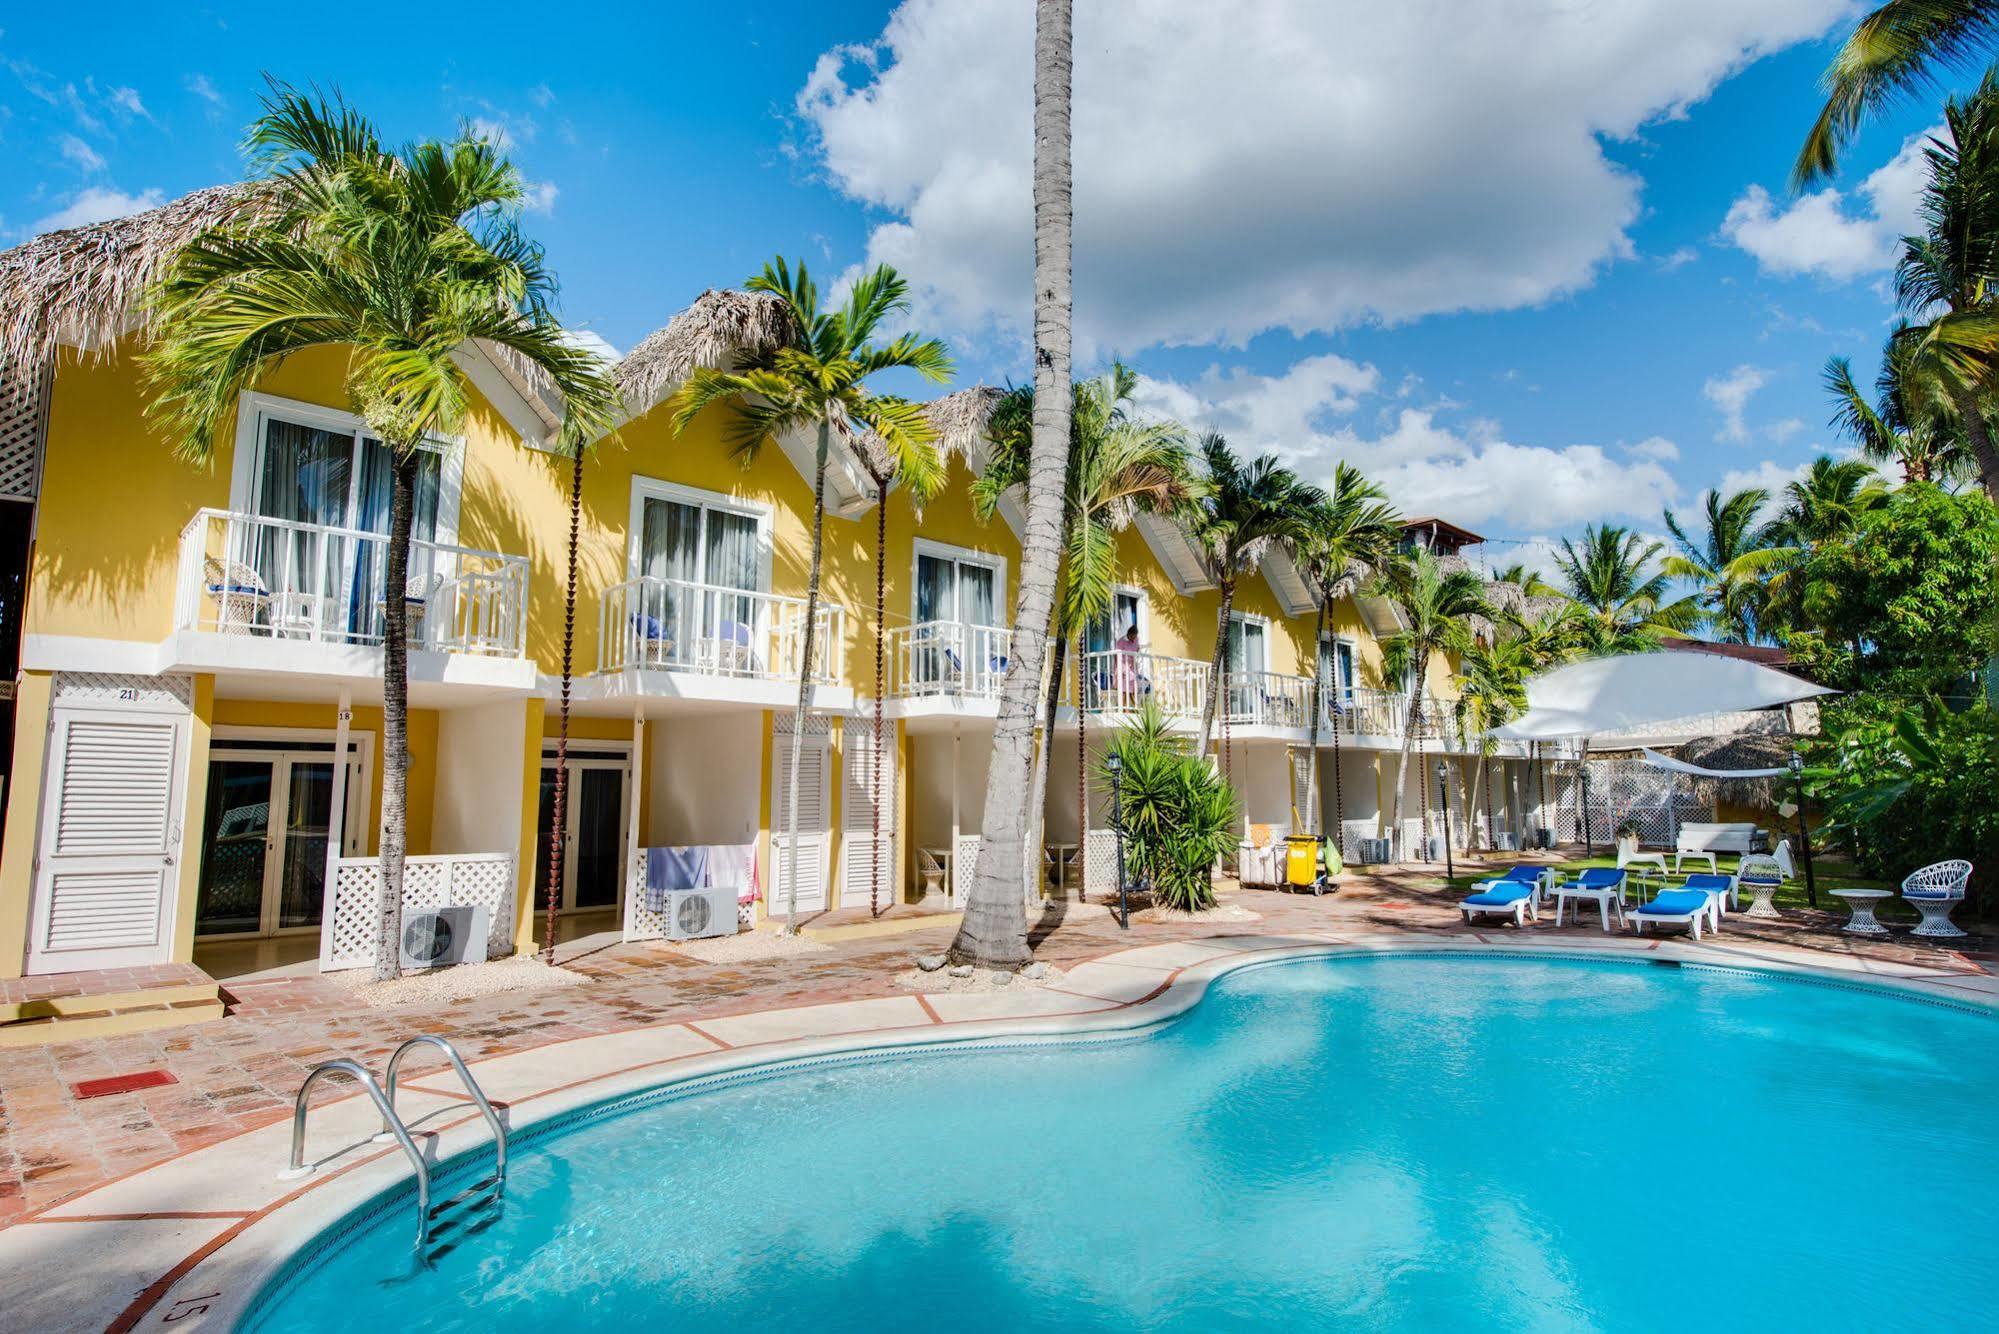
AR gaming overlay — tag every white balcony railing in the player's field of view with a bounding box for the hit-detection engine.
[1223,668,1315,728]
[174,509,529,656]
[1079,649,1209,718]
[889,621,1013,699]
[599,576,843,683]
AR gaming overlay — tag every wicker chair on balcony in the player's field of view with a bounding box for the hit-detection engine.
[203,556,269,631]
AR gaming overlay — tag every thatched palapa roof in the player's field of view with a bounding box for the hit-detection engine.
[0,183,274,373]
[614,289,796,420]
[1674,731,1794,807]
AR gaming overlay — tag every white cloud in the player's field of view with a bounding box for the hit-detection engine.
[185,73,224,109]
[520,179,559,213]
[468,116,514,150]
[529,83,556,109]
[1656,246,1699,272]
[1764,416,1805,443]
[1628,435,1681,461]
[1132,358,1679,529]
[30,185,164,234]
[796,0,1848,356]
[1702,364,1767,442]
[56,132,103,173]
[1720,125,1934,280]
[106,86,153,124]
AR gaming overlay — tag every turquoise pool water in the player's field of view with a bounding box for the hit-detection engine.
[246,956,1996,1332]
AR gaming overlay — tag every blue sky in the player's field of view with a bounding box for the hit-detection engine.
[0,2,1958,575]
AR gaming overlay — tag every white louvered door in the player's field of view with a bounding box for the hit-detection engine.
[838,716,898,912]
[769,722,830,916]
[28,708,188,972]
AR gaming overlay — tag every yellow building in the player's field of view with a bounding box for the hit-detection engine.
[0,191,1543,1019]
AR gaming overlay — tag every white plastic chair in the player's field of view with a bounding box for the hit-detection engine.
[1902,860,1974,939]
[1772,839,1796,882]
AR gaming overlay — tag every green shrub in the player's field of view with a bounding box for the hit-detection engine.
[1805,695,1999,909]
[1096,702,1242,912]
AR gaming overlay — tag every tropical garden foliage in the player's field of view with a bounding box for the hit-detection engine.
[1095,702,1241,912]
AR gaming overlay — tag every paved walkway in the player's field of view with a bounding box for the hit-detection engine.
[0,859,1992,1331]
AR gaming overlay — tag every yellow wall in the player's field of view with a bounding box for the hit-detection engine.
[30,343,527,645]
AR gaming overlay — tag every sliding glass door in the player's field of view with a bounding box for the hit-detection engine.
[248,406,449,639]
[636,492,763,668]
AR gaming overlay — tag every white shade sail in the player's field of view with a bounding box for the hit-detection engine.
[1490,653,1833,742]
[1638,747,1788,780]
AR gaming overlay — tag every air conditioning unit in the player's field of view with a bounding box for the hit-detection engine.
[666,887,738,941]
[400,905,491,971]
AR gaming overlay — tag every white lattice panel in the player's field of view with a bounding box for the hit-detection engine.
[1339,819,1375,862]
[951,833,982,907]
[323,853,516,971]
[1084,828,1118,894]
[0,362,49,502]
[53,672,194,712]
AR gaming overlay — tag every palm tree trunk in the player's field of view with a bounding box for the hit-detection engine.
[1197,578,1235,760]
[543,443,583,964]
[1949,381,1999,502]
[1022,631,1064,911]
[1076,645,1087,897]
[1307,601,1325,835]
[1388,658,1424,863]
[871,479,888,917]
[374,450,420,981]
[783,416,832,936]
[948,0,1070,968]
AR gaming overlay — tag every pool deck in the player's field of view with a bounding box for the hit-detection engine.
[1,862,1993,1331]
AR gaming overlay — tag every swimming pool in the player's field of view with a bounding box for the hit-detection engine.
[244,955,1996,1331]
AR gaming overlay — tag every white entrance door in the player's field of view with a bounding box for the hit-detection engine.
[534,755,631,913]
[838,715,898,912]
[770,721,830,917]
[27,707,188,973]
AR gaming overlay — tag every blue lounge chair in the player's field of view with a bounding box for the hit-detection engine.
[1552,867,1628,931]
[1681,872,1735,925]
[1460,880,1539,927]
[1459,866,1551,927]
[1629,884,1719,940]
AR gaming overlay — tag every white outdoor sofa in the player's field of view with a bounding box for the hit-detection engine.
[1673,822,1761,874]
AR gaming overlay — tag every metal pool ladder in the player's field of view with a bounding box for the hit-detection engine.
[281,1035,507,1250]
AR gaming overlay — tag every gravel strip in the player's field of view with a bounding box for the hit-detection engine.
[664,930,833,964]
[326,955,588,1010]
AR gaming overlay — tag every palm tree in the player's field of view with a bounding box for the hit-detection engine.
[1661,487,1791,643]
[949,0,1072,969]
[1554,525,1694,653]
[855,420,949,919]
[1795,0,1999,187]
[1894,73,1999,501]
[1185,434,1326,761]
[673,259,950,935]
[970,364,1197,896]
[1824,330,1970,484]
[1453,634,1534,851]
[1294,464,1399,837]
[1376,551,1489,860]
[1761,456,1893,634]
[1491,562,1563,597]
[145,85,619,981]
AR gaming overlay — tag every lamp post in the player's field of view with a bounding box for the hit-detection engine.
[1106,753,1129,930]
[1436,761,1455,881]
[1788,750,1817,908]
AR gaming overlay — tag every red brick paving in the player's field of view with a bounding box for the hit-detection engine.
[0,857,1988,1226]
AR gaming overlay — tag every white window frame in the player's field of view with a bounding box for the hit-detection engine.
[1087,583,1149,653]
[1227,611,1271,674]
[911,537,1008,627]
[229,391,465,545]
[1319,632,1358,705]
[626,475,775,591]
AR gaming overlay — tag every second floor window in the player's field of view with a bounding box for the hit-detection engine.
[1319,637,1356,705]
[1085,590,1143,656]
[1226,614,1268,675]
[915,550,999,627]
[638,495,760,593]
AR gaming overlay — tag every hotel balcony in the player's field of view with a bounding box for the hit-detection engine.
[590,576,849,712]
[164,508,535,698]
